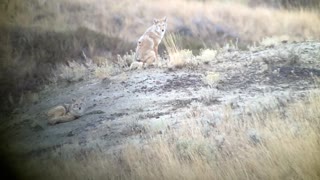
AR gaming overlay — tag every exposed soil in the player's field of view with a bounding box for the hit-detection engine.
[1,41,320,158]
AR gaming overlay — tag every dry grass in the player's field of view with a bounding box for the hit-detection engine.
[117,50,136,69]
[196,49,218,64]
[163,33,185,68]
[167,49,195,69]
[92,57,115,79]
[52,61,89,83]
[164,33,200,69]
[2,0,319,44]
[12,90,320,180]
[202,71,221,87]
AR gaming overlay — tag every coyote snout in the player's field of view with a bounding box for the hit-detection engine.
[130,16,167,69]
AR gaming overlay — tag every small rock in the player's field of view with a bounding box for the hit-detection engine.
[290,123,301,136]
[67,131,74,137]
[247,129,261,144]
[102,77,111,85]
[30,121,44,131]
[259,64,269,73]
[25,91,40,105]
[230,101,239,109]
[215,134,225,147]
[272,68,279,75]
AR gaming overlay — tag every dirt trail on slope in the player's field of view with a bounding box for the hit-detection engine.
[1,41,320,158]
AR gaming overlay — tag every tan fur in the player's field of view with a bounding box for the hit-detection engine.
[129,61,144,70]
[132,17,167,69]
[134,36,156,69]
[47,97,87,125]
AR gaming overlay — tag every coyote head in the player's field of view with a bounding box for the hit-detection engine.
[69,97,87,116]
[153,16,167,38]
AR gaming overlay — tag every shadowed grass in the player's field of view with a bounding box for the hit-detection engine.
[0,26,134,113]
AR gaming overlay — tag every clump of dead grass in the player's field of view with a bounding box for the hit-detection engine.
[52,61,89,83]
[202,71,221,87]
[260,35,291,47]
[196,49,218,64]
[116,50,136,69]
[93,57,115,79]
[164,34,201,69]
[163,35,219,69]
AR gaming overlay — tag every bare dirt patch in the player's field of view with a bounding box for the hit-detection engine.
[1,41,320,160]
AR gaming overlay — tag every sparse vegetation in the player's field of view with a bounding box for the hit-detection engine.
[92,57,115,79]
[11,90,320,180]
[52,61,89,83]
[196,49,218,64]
[202,71,221,87]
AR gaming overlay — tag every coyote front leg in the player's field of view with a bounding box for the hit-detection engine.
[154,45,159,63]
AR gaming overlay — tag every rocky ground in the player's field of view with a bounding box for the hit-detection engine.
[1,41,320,159]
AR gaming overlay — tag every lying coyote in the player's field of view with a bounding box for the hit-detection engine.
[131,16,167,69]
[47,97,87,125]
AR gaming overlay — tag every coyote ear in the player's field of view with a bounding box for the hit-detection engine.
[153,18,158,24]
[163,16,167,22]
[81,96,86,101]
[72,98,76,102]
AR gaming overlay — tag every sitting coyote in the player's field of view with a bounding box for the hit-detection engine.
[131,16,167,69]
[47,97,87,125]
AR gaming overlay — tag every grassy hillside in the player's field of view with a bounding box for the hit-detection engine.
[0,0,319,112]
[2,0,319,43]
[0,0,320,177]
